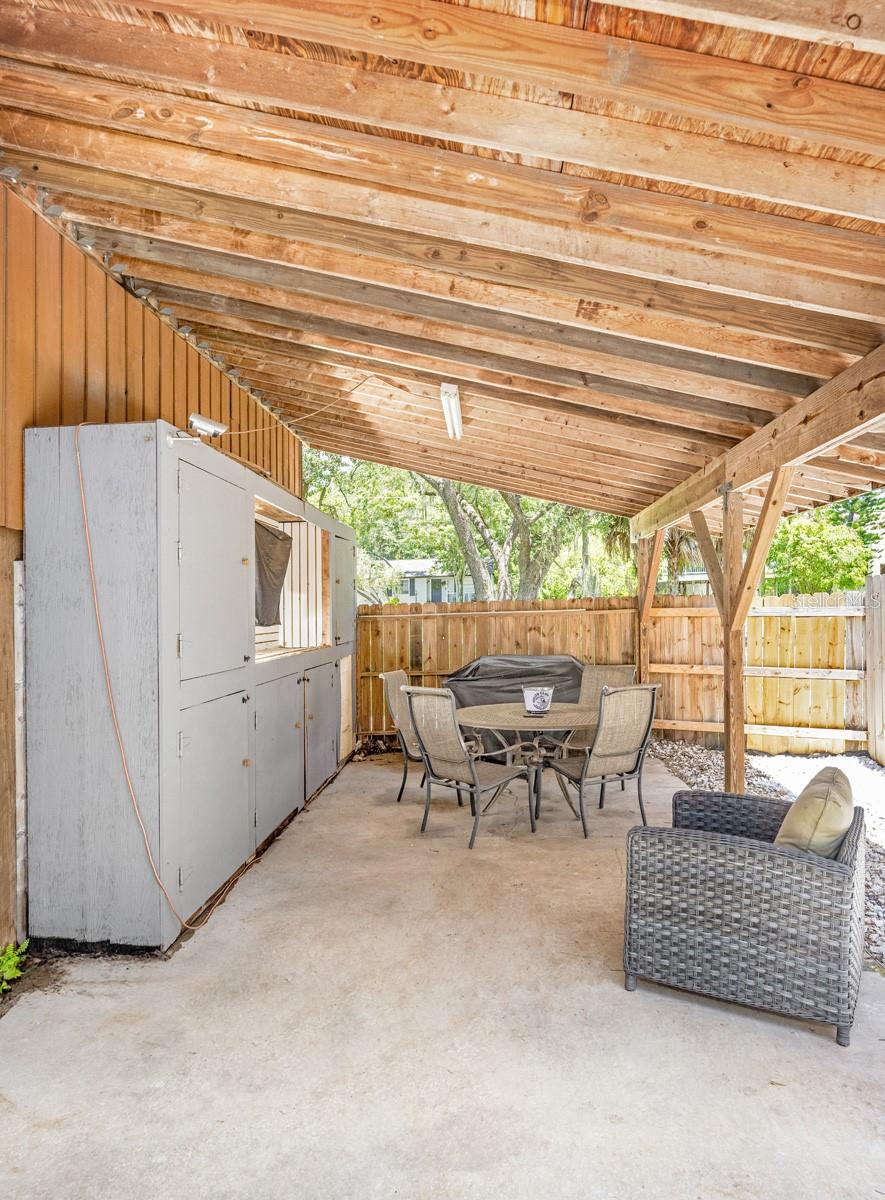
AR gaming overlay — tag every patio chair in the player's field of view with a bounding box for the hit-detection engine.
[624,786,865,1046]
[403,685,536,849]
[380,669,425,802]
[546,684,658,837]
[567,664,637,753]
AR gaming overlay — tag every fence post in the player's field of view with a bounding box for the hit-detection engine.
[866,573,885,766]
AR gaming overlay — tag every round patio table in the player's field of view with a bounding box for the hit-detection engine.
[456,701,598,819]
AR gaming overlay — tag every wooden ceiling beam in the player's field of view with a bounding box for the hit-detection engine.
[157,292,737,456]
[125,260,786,433]
[202,345,699,484]
[235,371,681,494]
[631,343,885,535]
[258,393,670,504]
[1,7,880,220]
[49,193,857,379]
[271,409,639,513]
[187,322,720,465]
[1,111,882,320]
[7,153,878,354]
[76,0,885,154]
[595,1,885,57]
[97,229,818,402]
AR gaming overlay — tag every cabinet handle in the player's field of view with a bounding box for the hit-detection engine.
[242,557,250,566]
[242,758,251,767]
[308,713,314,721]
[243,654,251,662]
[294,721,302,729]
[242,694,250,703]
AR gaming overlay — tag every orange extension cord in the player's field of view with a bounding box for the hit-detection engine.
[74,424,255,936]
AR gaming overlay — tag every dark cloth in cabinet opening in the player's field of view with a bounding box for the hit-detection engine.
[255,520,292,625]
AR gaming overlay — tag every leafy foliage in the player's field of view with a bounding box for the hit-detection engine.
[765,509,871,594]
[827,492,885,549]
[303,447,884,601]
[0,939,28,993]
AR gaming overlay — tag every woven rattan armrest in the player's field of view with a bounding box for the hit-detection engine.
[672,789,792,842]
[627,824,852,890]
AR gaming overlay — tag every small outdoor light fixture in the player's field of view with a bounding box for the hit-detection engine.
[440,382,462,440]
[188,412,229,438]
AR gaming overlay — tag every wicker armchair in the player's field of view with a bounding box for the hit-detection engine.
[624,790,866,1046]
[380,669,425,802]
[404,686,536,849]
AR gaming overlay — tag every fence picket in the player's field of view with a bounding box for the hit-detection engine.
[359,592,873,755]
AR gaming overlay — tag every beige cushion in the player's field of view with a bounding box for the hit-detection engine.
[774,767,854,858]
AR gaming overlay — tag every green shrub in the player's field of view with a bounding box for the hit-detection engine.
[0,939,28,993]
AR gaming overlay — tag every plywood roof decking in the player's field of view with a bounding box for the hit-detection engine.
[0,0,883,519]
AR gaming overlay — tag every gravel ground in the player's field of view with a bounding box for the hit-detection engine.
[649,738,885,970]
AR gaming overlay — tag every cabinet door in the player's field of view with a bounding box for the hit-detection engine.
[333,536,356,647]
[255,674,305,843]
[305,661,340,798]
[178,691,252,920]
[179,461,252,680]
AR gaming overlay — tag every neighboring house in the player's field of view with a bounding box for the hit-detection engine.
[391,558,475,604]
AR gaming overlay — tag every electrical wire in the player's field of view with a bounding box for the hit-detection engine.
[74,424,253,935]
[218,372,380,440]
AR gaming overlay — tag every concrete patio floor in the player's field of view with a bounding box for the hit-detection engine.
[2,755,884,1200]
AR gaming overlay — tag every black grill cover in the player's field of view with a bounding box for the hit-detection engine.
[445,654,584,751]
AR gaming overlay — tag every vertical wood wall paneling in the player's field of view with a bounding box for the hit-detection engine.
[6,194,35,524]
[0,189,303,529]
[85,260,107,424]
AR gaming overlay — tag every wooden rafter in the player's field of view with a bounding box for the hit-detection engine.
[0,0,879,530]
[6,149,878,356]
[631,344,885,536]
[597,1,885,57]
[71,0,885,152]
[44,193,859,379]
[2,110,881,320]
[0,9,881,221]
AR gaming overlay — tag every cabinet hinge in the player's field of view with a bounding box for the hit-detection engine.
[177,866,182,889]
[177,540,183,564]
[177,730,184,758]
[176,633,183,658]
[253,810,257,828]
[253,711,258,730]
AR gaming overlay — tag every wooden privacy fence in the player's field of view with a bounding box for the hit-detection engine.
[357,585,885,760]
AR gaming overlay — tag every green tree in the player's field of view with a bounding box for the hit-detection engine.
[766,509,871,594]
[827,491,885,549]
[302,449,588,601]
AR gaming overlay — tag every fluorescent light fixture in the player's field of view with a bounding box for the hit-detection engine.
[188,412,228,438]
[440,382,462,440]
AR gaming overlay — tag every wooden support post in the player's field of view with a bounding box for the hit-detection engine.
[722,488,745,793]
[689,509,725,615]
[636,529,665,685]
[729,467,795,633]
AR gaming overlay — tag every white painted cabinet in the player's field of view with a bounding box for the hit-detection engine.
[333,535,356,647]
[305,661,340,798]
[178,461,253,680]
[255,673,305,844]
[25,422,356,950]
[178,690,253,919]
